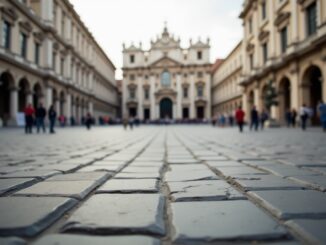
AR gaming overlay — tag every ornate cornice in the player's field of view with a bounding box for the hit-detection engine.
[274,12,291,26]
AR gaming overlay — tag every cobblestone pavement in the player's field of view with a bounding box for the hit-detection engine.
[0,126,326,245]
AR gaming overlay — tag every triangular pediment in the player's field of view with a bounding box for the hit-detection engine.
[150,56,182,68]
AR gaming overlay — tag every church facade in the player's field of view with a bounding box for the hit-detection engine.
[122,26,211,121]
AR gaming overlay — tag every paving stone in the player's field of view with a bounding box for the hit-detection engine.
[288,175,326,191]
[168,180,244,202]
[257,164,320,178]
[46,172,110,183]
[285,219,326,244]
[0,237,26,245]
[123,166,162,173]
[215,166,267,178]
[166,168,218,182]
[167,159,200,164]
[0,178,37,195]
[37,164,82,173]
[97,179,159,193]
[303,167,326,175]
[206,160,245,168]
[114,172,161,179]
[232,175,305,191]
[78,165,122,173]
[0,196,77,237]
[62,194,165,236]
[130,161,165,168]
[57,158,94,166]
[0,170,61,180]
[248,190,326,219]
[33,234,161,245]
[242,160,284,167]
[279,159,326,167]
[172,200,287,243]
[14,180,100,200]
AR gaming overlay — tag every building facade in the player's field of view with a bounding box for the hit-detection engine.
[212,42,243,116]
[0,0,119,126]
[239,0,326,124]
[122,26,211,121]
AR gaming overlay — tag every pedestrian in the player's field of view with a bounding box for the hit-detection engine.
[235,106,245,133]
[291,109,297,128]
[35,103,46,133]
[24,103,35,134]
[85,112,92,130]
[228,113,234,127]
[285,109,292,128]
[250,106,259,131]
[299,104,309,131]
[220,114,226,127]
[129,117,134,130]
[48,105,57,134]
[318,101,326,132]
[260,109,269,130]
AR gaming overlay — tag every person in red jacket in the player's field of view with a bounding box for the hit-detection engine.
[24,103,35,134]
[235,106,245,133]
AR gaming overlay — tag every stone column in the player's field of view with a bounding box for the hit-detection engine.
[45,86,53,110]
[323,63,326,102]
[291,73,300,110]
[9,87,18,125]
[254,85,261,111]
[43,38,53,69]
[176,73,182,119]
[268,0,276,57]
[137,75,144,120]
[156,104,160,119]
[26,91,33,104]
[291,1,299,43]
[88,101,94,115]
[122,75,127,118]
[150,74,156,120]
[205,73,212,119]
[65,93,71,120]
[242,88,249,122]
[173,104,177,119]
[55,99,60,115]
[190,73,195,119]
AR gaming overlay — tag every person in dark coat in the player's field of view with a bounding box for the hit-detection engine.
[35,103,46,133]
[285,109,292,128]
[48,105,57,134]
[85,113,93,130]
[260,109,269,130]
[250,106,259,131]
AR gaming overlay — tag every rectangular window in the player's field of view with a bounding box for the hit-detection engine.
[280,26,288,53]
[144,88,149,100]
[197,51,202,60]
[262,42,268,64]
[60,57,65,75]
[34,42,40,65]
[249,53,254,70]
[262,1,267,20]
[183,87,188,98]
[197,72,203,78]
[130,55,135,63]
[61,11,65,37]
[130,90,135,99]
[306,2,317,36]
[248,17,253,34]
[197,86,203,97]
[52,52,57,71]
[2,20,11,50]
[20,32,28,58]
[130,74,135,81]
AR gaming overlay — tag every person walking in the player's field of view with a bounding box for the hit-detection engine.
[48,105,57,134]
[291,109,297,128]
[35,103,46,133]
[285,109,292,128]
[85,113,93,130]
[235,106,245,133]
[318,101,326,132]
[260,109,269,130]
[250,106,259,131]
[24,103,35,134]
[299,104,309,131]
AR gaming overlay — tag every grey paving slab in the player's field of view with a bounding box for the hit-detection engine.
[215,166,267,178]
[78,165,122,173]
[0,170,61,180]
[288,175,326,191]
[242,160,285,167]
[205,160,245,168]
[285,219,326,244]
[46,172,110,183]
[114,172,161,179]
[97,179,159,193]
[37,164,82,173]
[123,166,162,173]
[62,194,165,236]
[279,159,326,167]
[167,159,200,164]
[166,169,218,182]
[172,200,287,243]
[14,180,99,200]
[0,237,26,245]
[58,158,94,166]
[303,167,326,175]
[168,180,244,202]
[0,196,77,237]
[257,164,320,178]
[32,234,161,245]
[0,178,37,195]
[248,190,326,219]
[232,175,305,191]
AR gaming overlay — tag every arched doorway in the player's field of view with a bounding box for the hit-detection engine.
[33,83,42,108]
[160,98,173,119]
[279,77,291,122]
[0,72,14,125]
[302,65,323,125]
[18,79,30,112]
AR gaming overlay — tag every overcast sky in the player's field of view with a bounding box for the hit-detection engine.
[69,0,243,79]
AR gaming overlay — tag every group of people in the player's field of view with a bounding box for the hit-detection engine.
[24,103,94,134]
[232,101,326,133]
